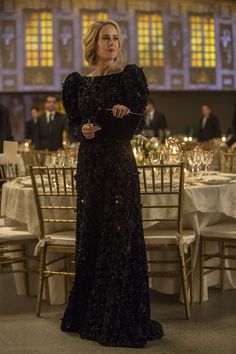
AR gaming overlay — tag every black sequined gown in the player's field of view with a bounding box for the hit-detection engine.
[60,64,164,348]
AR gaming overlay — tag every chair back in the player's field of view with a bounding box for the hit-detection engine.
[219,152,236,173]
[21,150,48,174]
[0,163,19,182]
[138,163,185,234]
[29,166,77,239]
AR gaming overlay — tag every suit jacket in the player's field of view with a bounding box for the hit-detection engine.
[198,114,221,142]
[37,112,67,151]
[142,110,167,138]
[226,107,236,147]
[0,103,14,153]
[25,120,39,147]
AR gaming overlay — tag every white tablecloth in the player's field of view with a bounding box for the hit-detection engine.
[1,175,236,304]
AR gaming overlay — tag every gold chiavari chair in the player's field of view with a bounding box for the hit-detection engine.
[219,151,236,173]
[0,163,38,294]
[199,225,236,303]
[30,165,77,317]
[21,150,48,174]
[138,163,196,319]
[0,163,19,202]
[0,225,39,294]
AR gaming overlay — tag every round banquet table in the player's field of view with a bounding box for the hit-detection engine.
[1,174,236,304]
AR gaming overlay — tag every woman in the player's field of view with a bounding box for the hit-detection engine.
[61,19,164,348]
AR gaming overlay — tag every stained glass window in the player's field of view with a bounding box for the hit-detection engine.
[190,15,216,68]
[137,13,164,67]
[25,11,54,67]
[82,11,108,66]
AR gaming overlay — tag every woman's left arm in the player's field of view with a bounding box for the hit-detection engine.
[122,64,149,133]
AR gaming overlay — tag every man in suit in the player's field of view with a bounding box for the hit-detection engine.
[0,103,14,153]
[142,97,168,141]
[198,104,221,142]
[226,103,236,148]
[25,106,40,148]
[37,95,67,151]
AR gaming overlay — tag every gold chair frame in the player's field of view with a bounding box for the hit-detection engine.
[138,163,195,319]
[30,165,77,316]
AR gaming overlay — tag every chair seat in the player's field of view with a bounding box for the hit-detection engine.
[0,226,37,243]
[201,223,236,239]
[34,230,76,255]
[144,229,196,245]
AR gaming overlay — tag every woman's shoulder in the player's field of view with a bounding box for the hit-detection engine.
[122,64,145,76]
[63,72,82,86]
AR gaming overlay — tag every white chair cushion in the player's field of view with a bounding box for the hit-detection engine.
[34,230,76,255]
[201,223,236,238]
[0,226,37,243]
[144,229,196,245]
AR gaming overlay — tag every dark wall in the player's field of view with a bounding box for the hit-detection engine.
[149,91,236,135]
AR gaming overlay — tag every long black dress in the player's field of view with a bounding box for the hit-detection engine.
[60,64,164,348]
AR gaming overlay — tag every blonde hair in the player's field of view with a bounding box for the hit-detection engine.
[83,19,123,67]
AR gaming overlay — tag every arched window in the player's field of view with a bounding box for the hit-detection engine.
[190,14,216,68]
[25,11,54,67]
[136,13,164,67]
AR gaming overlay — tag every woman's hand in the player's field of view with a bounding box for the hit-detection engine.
[112,104,130,118]
[82,124,101,139]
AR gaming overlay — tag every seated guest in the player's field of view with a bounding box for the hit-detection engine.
[142,97,168,141]
[38,95,67,151]
[226,103,236,148]
[25,106,40,148]
[198,104,221,142]
[0,103,14,153]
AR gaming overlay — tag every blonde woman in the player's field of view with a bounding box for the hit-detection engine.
[61,19,163,347]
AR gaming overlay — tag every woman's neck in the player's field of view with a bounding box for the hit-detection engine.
[90,61,121,77]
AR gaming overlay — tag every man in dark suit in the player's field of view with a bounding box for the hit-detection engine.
[142,98,168,141]
[226,104,236,148]
[0,103,14,153]
[37,95,67,151]
[198,104,221,142]
[25,106,40,148]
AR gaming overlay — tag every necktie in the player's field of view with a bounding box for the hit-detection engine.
[48,113,53,123]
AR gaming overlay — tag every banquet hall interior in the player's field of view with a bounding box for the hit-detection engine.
[0,0,236,353]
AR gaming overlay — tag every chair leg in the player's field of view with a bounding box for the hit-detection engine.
[44,277,50,305]
[190,244,194,305]
[64,254,70,302]
[36,246,47,317]
[179,250,190,319]
[23,244,30,296]
[199,239,204,304]
[220,241,225,292]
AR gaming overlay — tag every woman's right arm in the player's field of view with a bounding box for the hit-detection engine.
[62,73,101,141]
[62,72,84,141]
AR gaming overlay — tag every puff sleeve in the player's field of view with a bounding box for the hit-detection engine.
[122,64,149,134]
[62,72,83,141]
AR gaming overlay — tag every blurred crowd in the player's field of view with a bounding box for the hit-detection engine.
[0,95,236,153]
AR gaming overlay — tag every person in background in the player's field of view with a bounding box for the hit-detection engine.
[198,104,221,142]
[142,97,168,141]
[37,95,67,151]
[226,103,236,148]
[25,106,40,148]
[0,103,14,153]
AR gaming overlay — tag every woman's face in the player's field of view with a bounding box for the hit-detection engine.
[96,24,119,63]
